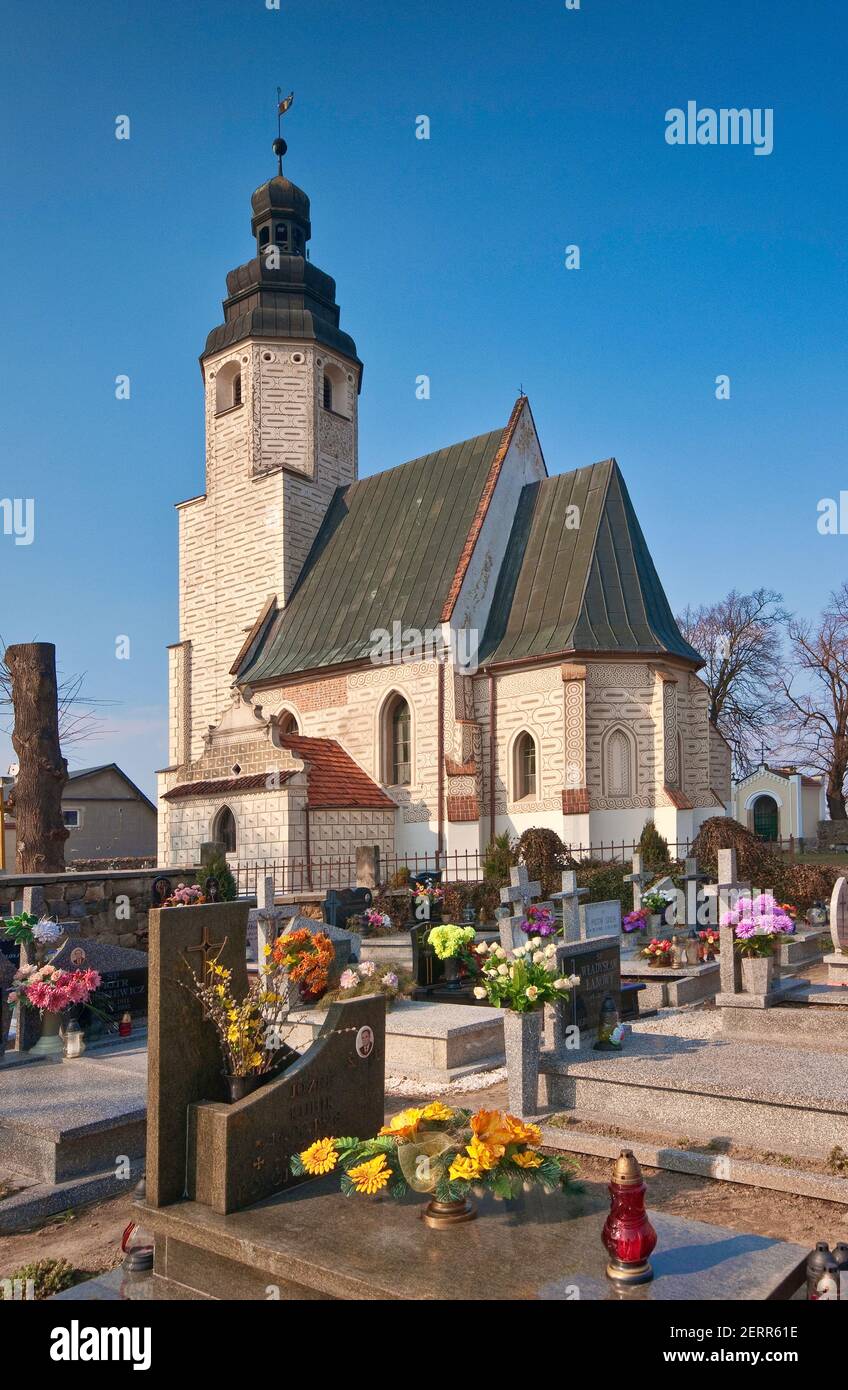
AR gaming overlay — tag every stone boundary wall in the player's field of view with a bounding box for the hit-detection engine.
[817,820,848,850]
[0,867,196,952]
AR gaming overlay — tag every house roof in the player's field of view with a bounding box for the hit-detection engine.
[9,763,157,814]
[478,460,702,667]
[161,739,395,812]
[735,764,822,789]
[280,735,396,809]
[236,420,513,683]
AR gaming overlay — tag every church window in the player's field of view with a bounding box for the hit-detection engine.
[603,727,635,798]
[278,709,300,737]
[259,226,270,248]
[383,694,411,785]
[514,731,537,800]
[275,222,289,246]
[215,361,244,414]
[213,806,236,854]
[322,362,347,417]
[322,375,333,411]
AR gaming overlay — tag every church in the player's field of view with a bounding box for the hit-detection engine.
[157,138,731,874]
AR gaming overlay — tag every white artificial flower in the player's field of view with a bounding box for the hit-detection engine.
[497,963,510,977]
[32,918,62,944]
[568,974,581,987]
[533,951,544,964]
[473,986,487,999]
[477,941,489,954]
[525,985,539,1001]
[530,936,542,949]
[554,978,569,990]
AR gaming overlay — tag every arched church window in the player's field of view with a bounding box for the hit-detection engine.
[278,710,300,737]
[213,806,236,854]
[215,361,243,414]
[322,362,347,417]
[514,731,537,800]
[383,693,411,786]
[603,727,634,798]
[259,226,270,248]
[275,222,289,246]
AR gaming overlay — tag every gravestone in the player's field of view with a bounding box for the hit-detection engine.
[144,898,386,1217]
[551,871,589,945]
[147,901,250,1207]
[323,887,371,933]
[580,900,622,941]
[0,951,14,1056]
[49,935,149,1030]
[705,849,746,998]
[557,939,621,1034]
[825,877,848,985]
[247,875,294,966]
[498,866,555,952]
[625,853,652,912]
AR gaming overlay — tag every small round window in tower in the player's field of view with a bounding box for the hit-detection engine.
[263,352,273,362]
[291,352,305,365]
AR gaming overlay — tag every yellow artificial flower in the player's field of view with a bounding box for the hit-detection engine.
[466,1135,498,1171]
[512,1150,544,1169]
[420,1101,454,1122]
[505,1115,542,1146]
[300,1137,339,1175]
[378,1107,425,1139]
[348,1154,391,1195]
[469,1109,513,1158]
[448,1154,481,1182]
[249,1051,263,1068]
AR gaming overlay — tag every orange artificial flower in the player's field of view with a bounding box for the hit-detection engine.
[448,1153,481,1183]
[466,1135,498,1171]
[505,1114,542,1146]
[379,1107,424,1140]
[347,1154,391,1195]
[469,1108,513,1158]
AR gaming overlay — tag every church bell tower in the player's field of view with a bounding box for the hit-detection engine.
[171,109,362,767]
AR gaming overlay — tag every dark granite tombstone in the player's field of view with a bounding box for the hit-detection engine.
[146,899,386,1216]
[558,941,622,1033]
[322,887,372,930]
[50,937,150,1032]
[409,920,446,991]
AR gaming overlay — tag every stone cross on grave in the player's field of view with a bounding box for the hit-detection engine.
[184,920,228,982]
[703,848,749,997]
[681,857,707,932]
[551,870,589,945]
[498,866,554,953]
[624,853,652,913]
[829,877,848,956]
[247,876,294,967]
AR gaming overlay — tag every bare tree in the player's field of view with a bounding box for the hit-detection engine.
[780,583,848,821]
[676,588,788,777]
[0,641,109,750]
[4,643,69,872]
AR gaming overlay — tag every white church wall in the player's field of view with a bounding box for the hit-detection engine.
[161,785,307,866]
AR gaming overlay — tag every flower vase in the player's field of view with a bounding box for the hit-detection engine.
[421,1195,476,1229]
[28,1010,64,1058]
[648,914,663,934]
[503,1008,543,1117]
[741,955,773,995]
[442,956,460,983]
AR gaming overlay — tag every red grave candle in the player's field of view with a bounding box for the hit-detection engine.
[602,1149,657,1284]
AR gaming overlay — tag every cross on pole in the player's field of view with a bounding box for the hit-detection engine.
[681,856,707,931]
[703,848,749,996]
[551,869,589,944]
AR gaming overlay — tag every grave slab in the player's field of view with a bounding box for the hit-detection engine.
[285,998,505,1082]
[541,1029,848,1158]
[124,1178,807,1301]
[621,960,720,1009]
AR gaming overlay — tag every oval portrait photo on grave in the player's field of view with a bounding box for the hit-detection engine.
[355,1025,375,1059]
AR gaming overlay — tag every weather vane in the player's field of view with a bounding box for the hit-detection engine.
[273,88,294,175]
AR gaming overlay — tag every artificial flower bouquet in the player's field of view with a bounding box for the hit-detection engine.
[7,963,102,1014]
[472,939,578,1012]
[181,954,293,1079]
[270,928,335,1000]
[622,907,651,934]
[427,923,476,962]
[722,893,795,958]
[325,959,412,1006]
[360,907,393,935]
[698,928,720,959]
[519,904,557,938]
[163,883,206,907]
[2,912,63,950]
[641,888,673,919]
[412,880,444,906]
[641,937,674,966]
[291,1104,574,1203]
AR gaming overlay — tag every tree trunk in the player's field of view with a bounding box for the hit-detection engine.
[828,788,848,822]
[6,643,69,873]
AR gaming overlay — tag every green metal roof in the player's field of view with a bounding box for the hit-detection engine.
[237,427,506,683]
[478,460,702,666]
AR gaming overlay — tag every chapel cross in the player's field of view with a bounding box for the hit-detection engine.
[703,848,749,996]
[551,869,589,944]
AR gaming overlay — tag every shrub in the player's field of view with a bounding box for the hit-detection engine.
[482,832,516,885]
[573,860,632,914]
[691,816,839,911]
[387,867,410,890]
[195,852,237,902]
[370,890,408,930]
[637,820,670,869]
[0,1259,77,1300]
[516,827,568,896]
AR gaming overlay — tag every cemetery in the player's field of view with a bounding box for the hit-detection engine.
[3,810,847,1303]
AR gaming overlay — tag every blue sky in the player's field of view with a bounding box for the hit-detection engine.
[0,0,845,796]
